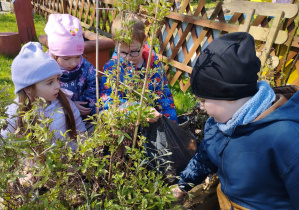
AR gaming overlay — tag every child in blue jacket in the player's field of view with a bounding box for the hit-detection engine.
[100,14,177,123]
[45,14,99,117]
[172,32,299,209]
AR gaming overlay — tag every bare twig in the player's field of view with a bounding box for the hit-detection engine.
[281,24,298,86]
[285,46,299,84]
[76,172,89,209]
[284,24,299,84]
[132,0,160,149]
[95,0,100,114]
[108,6,125,184]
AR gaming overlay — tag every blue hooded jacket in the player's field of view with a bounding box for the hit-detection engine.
[179,87,299,209]
[60,57,99,115]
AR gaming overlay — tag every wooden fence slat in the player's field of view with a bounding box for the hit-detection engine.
[172,71,184,85]
[223,1,298,18]
[49,0,52,11]
[260,11,284,68]
[52,0,55,12]
[42,0,45,18]
[79,0,85,21]
[238,8,255,32]
[228,12,241,24]
[180,78,191,92]
[239,26,288,44]
[74,0,79,18]
[62,0,67,13]
[103,5,111,31]
[90,3,96,28]
[59,0,62,13]
[296,59,299,76]
[159,18,179,53]
[193,0,206,17]
[99,4,103,30]
[157,55,193,74]
[166,12,239,32]
[69,0,73,15]
[84,1,91,24]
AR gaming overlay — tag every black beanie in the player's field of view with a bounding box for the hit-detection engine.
[190,32,261,100]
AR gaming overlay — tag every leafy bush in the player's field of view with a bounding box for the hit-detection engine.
[0,0,183,209]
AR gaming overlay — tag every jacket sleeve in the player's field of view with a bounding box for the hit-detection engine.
[279,123,299,209]
[150,61,178,122]
[284,156,299,209]
[100,59,127,110]
[80,62,98,115]
[178,138,218,192]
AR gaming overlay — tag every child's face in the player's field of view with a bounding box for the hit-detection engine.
[56,55,81,71]
[118,40,145,67]
[32,74,61,105]
[199,98,239,123]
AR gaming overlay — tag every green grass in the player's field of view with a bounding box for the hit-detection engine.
[168,71,197,115]
[0,13,17,99]
[33,13,48,40]
[0,55,14,97]
[190,0,220,12]
[0,13,18,33]
[0,13,48,100]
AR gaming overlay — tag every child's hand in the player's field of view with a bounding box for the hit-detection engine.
[171,186,185,199]
[146,108,162,123]
[19,172,33,186]
[74,101,91,116]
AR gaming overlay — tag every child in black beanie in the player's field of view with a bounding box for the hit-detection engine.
[172,32,299,209]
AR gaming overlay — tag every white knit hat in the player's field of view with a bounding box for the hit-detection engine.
[11,42,62,94]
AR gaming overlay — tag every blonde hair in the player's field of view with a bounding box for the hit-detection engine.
[111,13,146,44]
[17,86,77,139]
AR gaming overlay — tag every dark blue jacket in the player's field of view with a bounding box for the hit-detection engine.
[179,89,299,209]
[60,57,99,115]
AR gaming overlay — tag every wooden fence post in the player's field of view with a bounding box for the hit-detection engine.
[62,0,68,14]
[13,0,37,44]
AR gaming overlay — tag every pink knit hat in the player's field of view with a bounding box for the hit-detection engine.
[45,14,84,56]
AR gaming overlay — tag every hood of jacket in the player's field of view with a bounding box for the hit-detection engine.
[232,85,299,136]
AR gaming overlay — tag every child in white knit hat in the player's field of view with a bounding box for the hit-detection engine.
[45,14,99,117]
[1,42,86,148]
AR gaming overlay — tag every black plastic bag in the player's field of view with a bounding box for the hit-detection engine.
[144,115,197,177]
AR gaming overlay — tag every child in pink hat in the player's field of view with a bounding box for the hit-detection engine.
[45,14,100,119]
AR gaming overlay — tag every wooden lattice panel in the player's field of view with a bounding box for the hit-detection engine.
[157,0,240,92]
[31,0,299,91]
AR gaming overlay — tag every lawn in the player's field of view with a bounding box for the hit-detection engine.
[0,12,197,115]
[190,0,219,10]
[0,12,47,102]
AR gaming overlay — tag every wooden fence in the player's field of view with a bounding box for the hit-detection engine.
[31,0,299,92]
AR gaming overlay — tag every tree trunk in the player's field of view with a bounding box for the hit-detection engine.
[0,32,21,57]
